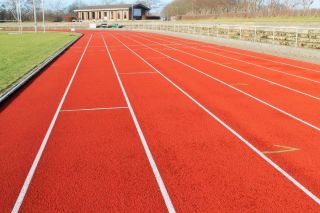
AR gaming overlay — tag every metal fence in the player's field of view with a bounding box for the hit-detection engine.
[1,22,319,49]
[123,23,320,49]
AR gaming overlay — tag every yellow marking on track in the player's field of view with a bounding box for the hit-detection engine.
[263,145,299,154]
[232,83,248,86]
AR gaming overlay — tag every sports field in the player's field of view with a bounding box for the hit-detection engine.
[0,32,80,94]
[1,30,320,212]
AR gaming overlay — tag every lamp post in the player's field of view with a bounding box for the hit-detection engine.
[32,0,37,32]
[41,0,45,32]
[132,1,134,21]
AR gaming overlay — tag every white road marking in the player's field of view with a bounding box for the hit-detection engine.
[101,34,176,213]
[127,33,320,133]
[11,34,93,213]
[60,106,128,112]
[111,32,320,205]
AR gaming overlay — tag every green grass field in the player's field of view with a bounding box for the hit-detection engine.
[0,32,80,94]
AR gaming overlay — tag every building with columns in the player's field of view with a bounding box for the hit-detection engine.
[74,4,150,21]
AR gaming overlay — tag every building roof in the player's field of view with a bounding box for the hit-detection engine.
[75,3,150,11]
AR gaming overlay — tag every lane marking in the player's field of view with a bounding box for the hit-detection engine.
[206,45,320,73]
[146,32,320,73]
[127,33,320,133]
[11,34,93,213]
[60,106,128,112]
[150,36,320,85]
[101,34,176,213]
[119,72,157,75]
[111,32,320,205]
[193,46,320,84]
[135,33,320,101]
[232,83,249,86]
[145,56,168,60]
[263,145,300,154]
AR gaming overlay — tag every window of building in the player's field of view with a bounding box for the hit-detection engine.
[124,12,127,19]
[118,12,120,19]
[104,12,107,17]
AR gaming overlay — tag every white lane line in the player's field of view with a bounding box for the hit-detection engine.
[134,33,320,101]
[111,32,320,205]
[153,33,320,73]
[207,45,320,73]
[11,34,93,213]
[123,33,320,133]
[119,72,157,75]
[101,34,176,213]
[61,106,128,112]
[143,34,320,85]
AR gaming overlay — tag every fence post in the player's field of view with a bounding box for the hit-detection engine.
[212,25,214,37]
[295,27,298,48]
[217,26,219,38]
[254,26,257,42]
[273,28,275,44]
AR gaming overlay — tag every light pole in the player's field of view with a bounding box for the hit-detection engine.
[41,0,45,32]
[32,0,37,32]
[18,0,22,32]
[132,1,134,21]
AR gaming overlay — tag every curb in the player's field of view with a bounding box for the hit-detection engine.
[0,33,83,105]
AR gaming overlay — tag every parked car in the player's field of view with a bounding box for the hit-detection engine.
[110,24,124,28]
[97,23,109,28]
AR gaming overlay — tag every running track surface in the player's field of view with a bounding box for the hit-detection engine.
[1,30,320,212]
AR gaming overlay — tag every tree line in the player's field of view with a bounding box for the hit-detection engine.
[0,0,159,22]
[162,0,320,19]
[0,0,81,22]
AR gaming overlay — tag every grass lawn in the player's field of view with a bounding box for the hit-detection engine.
[0,32,80,94]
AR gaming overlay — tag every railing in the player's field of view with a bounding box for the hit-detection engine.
[123,23,320,49]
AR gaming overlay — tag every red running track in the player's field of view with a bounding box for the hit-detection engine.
[0,30,320,212]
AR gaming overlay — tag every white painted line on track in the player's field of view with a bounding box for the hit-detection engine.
[119,72,157,75]
[11,34,93,213]
[145,32,320,73]
[145,34,320,84]
[60,106,128,112]
[125,33,320,133]
[111,32,320,206]
[101,34,176,213]
[134,33,320,101]
[206,45,320,73]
